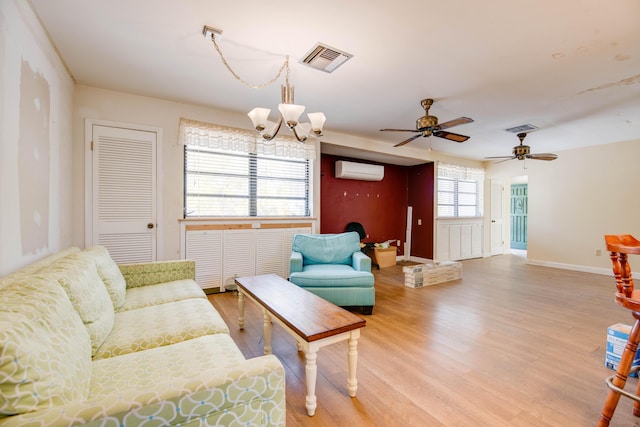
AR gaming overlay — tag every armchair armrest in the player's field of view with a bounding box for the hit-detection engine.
[1,355,286,427]
[290,251,303,274]
[118,260,196,288]
[352,251,372,272]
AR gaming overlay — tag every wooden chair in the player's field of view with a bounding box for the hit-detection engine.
[599,234,640,426]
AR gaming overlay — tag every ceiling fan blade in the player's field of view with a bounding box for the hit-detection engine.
[436,117,474,130]
[526,153,558,161]
[394,134,422,147]
[433,130,469,143]
[485,155,516,159]
[380,128,420,132]
[492,158,515,164]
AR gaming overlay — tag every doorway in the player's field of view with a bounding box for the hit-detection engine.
[510,183,528,250]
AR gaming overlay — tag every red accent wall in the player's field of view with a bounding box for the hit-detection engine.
[407,163,434,259]
[320,154,434,258]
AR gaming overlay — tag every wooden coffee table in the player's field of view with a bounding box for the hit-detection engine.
[234,274,366,416]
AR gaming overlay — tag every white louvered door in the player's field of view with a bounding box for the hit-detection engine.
[90,124,157,263]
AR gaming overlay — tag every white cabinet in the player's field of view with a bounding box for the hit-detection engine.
[436,219,483,261]
[184,223,312,292]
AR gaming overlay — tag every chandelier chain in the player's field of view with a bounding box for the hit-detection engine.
[210,36,289,89]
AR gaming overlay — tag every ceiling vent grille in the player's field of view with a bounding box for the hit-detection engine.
[505,124,538,133]
[301,43,353,73]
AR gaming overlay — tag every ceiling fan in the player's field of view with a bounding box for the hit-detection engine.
[380,98,473,147]
[485,132,558,162]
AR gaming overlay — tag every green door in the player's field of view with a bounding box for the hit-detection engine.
[510,184,528,250]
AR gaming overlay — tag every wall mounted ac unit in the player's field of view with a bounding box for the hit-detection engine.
[335,160,384,181]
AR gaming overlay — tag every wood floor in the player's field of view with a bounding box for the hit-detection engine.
[208,253,640,426]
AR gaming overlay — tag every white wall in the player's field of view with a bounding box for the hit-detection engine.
[485,138,640,273]
[0,0,74,275]
[73,86,324,261]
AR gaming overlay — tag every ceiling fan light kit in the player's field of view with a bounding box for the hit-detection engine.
[380,98,474,147]
[485,132,558,163]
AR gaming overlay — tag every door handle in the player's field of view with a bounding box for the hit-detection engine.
[147,223,155,229]
[491,220,496,223]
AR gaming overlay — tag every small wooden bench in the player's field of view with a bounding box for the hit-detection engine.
[235,273,366,416]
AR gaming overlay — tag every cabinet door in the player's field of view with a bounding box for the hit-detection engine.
[223,229,256,290]
[256,229,287,277]
[185,229,223,291]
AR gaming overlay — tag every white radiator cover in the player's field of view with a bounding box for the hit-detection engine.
[183,224,312,292]
[335,160,384,181]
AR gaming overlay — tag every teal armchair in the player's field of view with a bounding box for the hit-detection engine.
[289,232,375,314]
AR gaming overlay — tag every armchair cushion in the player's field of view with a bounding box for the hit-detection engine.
[289,264,374,287]
[292,232,362,265]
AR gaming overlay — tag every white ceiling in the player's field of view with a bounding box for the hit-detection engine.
[30,0,640,165]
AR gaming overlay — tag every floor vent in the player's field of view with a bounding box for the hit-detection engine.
[301,43,353,73]
[505,124,538,133]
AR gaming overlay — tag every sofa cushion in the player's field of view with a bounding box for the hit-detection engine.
[93,298,230,359]
[118,279,205,312]
[290,264,375,288]
[292,232,361,265]
[83,246,127,310]
[37,252,115,356]
[6,337,285,427]
[90,334,246,397]
[0,277,91,416]
[0,247,80,291]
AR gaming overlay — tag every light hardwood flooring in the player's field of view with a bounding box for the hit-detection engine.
[208,253,640,426]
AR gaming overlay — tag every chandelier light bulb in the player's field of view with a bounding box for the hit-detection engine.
[247,108,271,132]
[307,112,326,135]
[278,103,305,128]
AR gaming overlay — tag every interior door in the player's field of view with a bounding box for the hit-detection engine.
[490,179,504,255]
[510,184,528,250]
[88,123,158,263]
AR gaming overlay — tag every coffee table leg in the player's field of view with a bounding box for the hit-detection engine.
[347,330,360,397]
[238,291,245,330]
[304,346,318,416]
[263,309,272,355]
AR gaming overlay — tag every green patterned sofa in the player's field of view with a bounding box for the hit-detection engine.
[0,246,285,426]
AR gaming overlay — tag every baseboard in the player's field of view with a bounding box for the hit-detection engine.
[526,258,611,276]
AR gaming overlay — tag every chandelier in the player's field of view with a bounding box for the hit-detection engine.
[203,26,326,143]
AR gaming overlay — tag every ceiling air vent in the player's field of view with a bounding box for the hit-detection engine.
[505,124,538,133]
[301,43,353,73]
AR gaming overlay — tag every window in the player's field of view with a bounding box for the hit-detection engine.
[437,162,484,218]
[180,119,314,217]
